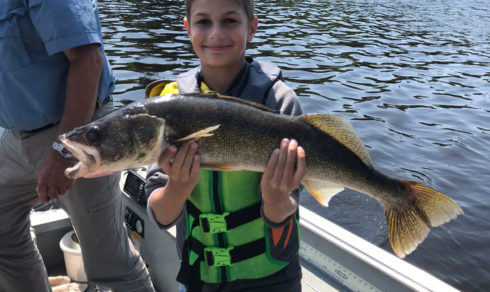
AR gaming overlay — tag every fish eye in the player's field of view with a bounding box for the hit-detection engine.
[86,126,101,143]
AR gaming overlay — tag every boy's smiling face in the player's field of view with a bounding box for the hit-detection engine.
[184,0,257,71]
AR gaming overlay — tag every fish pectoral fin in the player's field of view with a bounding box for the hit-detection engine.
[302,179,344,207]
[175,125,220,142]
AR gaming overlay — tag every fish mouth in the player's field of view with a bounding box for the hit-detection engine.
[60,135,101,179]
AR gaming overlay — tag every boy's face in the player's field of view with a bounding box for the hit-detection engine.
[184,0,258,70]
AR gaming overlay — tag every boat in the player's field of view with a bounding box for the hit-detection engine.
[31,169,459,292]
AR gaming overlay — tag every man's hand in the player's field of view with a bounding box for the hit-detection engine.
[36,151,75,203]
[261,138,306,223]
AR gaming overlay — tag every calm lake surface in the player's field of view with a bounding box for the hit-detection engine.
[98,0,489,290]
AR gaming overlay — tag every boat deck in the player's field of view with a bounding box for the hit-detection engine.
[33,208,334,292]
[31,171,459,292]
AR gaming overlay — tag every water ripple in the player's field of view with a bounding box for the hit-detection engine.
[99,0,490,290]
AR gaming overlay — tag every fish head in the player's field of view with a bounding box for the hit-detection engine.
[60,113,166,179]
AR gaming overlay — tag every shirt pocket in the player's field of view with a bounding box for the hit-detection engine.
[0,6,32,71]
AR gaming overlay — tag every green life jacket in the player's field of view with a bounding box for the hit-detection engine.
[145,60,300,287]
[185,170,291,283]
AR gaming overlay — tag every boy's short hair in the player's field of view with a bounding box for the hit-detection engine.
[185,0,254,22]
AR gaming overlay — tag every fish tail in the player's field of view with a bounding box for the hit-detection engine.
[385,180,463,258]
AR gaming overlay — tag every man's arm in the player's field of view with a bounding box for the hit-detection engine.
[36,44,103,203]
[57,44,104,135]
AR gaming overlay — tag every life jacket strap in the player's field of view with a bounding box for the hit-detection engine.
[186,200,261,234]
[187,236,266,267]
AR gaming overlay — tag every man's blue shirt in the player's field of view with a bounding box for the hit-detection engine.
[0,0,115,131]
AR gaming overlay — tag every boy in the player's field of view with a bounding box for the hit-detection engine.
[146,0,305,291]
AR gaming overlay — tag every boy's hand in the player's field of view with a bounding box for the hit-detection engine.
[158,142,201,197]
[261,138,306,223]
[150,142,200,226]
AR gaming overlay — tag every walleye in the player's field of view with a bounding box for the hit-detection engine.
[60,93,463,258]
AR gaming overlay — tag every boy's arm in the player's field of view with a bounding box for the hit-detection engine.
[149,185,189,227]
[265,80,303,116]
[145,164,182,229]
[261,138,306,224]
[261,80,305,224]
[148,143,200,226]
[146,187,185,229]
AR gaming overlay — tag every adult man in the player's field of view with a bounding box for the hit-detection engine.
[0,0,154,291]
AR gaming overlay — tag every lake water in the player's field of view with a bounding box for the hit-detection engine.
[98,0,490,290]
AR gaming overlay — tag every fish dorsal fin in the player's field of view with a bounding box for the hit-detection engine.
[184,93,279,114]
[300,114,372,166]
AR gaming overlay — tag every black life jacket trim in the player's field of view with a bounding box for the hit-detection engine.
[186,200,262,233]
